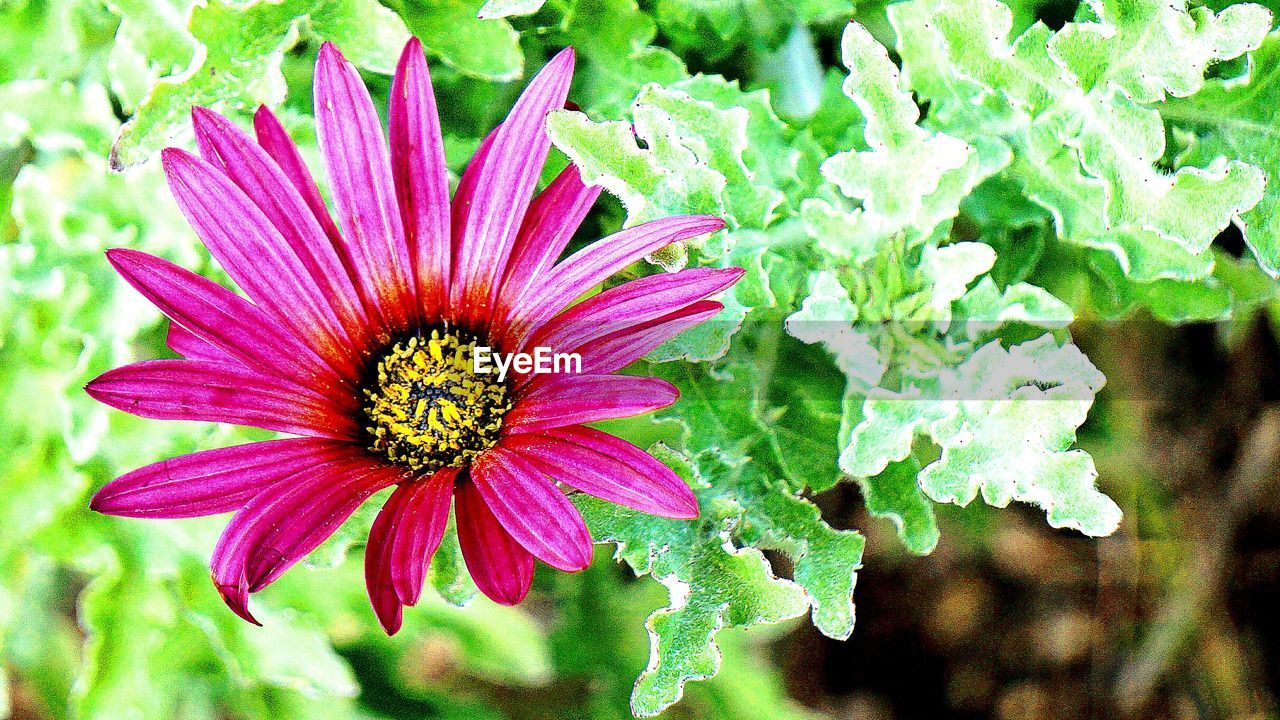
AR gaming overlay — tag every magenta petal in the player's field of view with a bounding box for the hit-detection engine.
[160,148,358,376]
[365,468,455,602]
[444,125,499,322]
[504,427,698,519]
[252,106,348,254]
[211,453,401,621]
[455,477,535,605]
[449,125,498,249]
[244,460,402,591]
[504,375,679,433]
[214,578,259,626]
[513,300,722,389]
[502,215,725,348]
[470,448,592,572]
[572,301,723,376]
[106,248,346,395]
[167,322,230,364]
[365,522,404,634]
[450,48,575,328]
[523,266,743,357]
[364,469,455,635]
[493,164,601,334]
[391,470,455,604]
[389,38,451,321]
[314,42,417,332]
[90,438,350,518]
[191,107,371,367]
[86,360,358,440]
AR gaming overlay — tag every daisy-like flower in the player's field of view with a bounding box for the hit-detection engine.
[86,39,737,633]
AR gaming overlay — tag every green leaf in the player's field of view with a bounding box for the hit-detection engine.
[1050,0,1270,103]
[477,0,547,18]
[919,242,996,326]
[632,80,788,229]
[109,0,296,170]
[547,110,678,222]
[650,0,853,61]
[786,36,1115,548]
[891,0,1270,316]
[676,444,864,640]
[309,0,413,74]
[857,458,939,556]
[575,325,864,715]
[748,475,864,638]
[548,73,800,236]
[109,0,414,170]
[1164,31,1280,276]
[821,23,972,227]
[577,487,809,717]
[104,0,199,111]
[395,0,524,81]
[953,277,1074,342]
[841,387,950,478]
[560,0,688,116]
[802,23,1010,264]
[846,337,1122,537]
[786,270,884,389]
[925,338,1119,535]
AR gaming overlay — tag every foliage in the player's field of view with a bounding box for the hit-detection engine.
[2,0,1277,717]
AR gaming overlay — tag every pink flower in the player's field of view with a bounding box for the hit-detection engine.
[86,39,737,634]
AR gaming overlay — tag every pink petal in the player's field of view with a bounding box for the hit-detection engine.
[455,477,535,605]
[191,107,372,367]
[244,459,403,592]
[211,452,402,623]
[501,215,725,349]
[450,48,575,329]
[85,360,358,440]
[448,125,498,255]
[571,300,723,376]
[160,148,359,376]
[167,322,230,364]
[90,438,355,518]
[503,426,698,519]
[521,266,742,358]
[106,248,347,397]
[252,106,347,254]
[503,375,678,434]
[442,124,499,322]
[512,300,723,390]
[492,163,601,334]
[364,527,403,634]
[314,42,418,333]
[364,468,455,634]
[389,38,451,322]
[470,447,592,571]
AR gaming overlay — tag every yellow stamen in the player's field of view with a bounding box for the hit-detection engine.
[362,326,511,472]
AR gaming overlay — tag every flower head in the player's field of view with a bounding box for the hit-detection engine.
[86,38,737,633]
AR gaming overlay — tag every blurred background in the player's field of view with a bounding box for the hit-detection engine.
[4,0,1280,718]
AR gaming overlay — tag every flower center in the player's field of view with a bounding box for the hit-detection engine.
[362,327,511,472]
